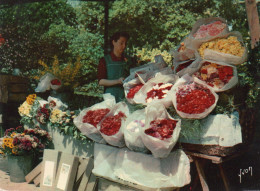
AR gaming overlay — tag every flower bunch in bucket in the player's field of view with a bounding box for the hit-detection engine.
[0,126,52,156]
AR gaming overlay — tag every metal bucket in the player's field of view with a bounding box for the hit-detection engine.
[7,154,34,182]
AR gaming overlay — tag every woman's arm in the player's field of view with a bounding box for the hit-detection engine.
[99,77,124,86]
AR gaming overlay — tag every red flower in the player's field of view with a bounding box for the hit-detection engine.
[218,66,233,82]
[145,119,177,140]
[176,60,194,72]
[49,100,56,108]
[193,21,226,39]
[195,62,233,88]
[100,112,126,136]
[82,108,110,128]
[146,83,173,102]
[127,84,144,99]
[51,79,61,85]
[0,34,5,46]
[13,137,19,145]
[176,83,215,114]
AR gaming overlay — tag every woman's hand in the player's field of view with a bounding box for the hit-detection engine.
[118,77,124,84]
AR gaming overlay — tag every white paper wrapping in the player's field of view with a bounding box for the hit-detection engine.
[97,102,129,147]
[179,112,242,147]
[123,109,148,153]
[133,73,179,108]
[73,93,116,143]
[92,143,191,190]
[192,60,238,92]
[141,103,181,158]
[172,74,219,119]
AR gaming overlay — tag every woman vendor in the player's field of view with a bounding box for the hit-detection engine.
[97,31,130,102]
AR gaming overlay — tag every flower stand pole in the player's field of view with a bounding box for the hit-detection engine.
[7,154,34,182]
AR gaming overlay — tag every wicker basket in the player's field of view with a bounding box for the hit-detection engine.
[180,108,257,157]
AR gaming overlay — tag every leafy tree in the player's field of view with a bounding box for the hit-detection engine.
[0,0,77,72]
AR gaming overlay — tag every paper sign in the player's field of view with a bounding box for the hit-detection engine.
[42,161,55,187]
[57,163,71,190]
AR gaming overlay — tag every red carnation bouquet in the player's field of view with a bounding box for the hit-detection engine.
[173,58,201,78]
[82,109,110,128]
[73,93,116,143]
[141,103,181,158]
[193,60,238,92]
[133,73,178,108]
[124,77,144,104]
[145,118,177,140]
[172,75,218,119]
[127,84,144,99]
[193,20,227,39]
[97,102,129,147]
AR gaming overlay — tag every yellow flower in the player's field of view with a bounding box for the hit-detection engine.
[9,143,14,149]
[50,109,64,123]
[11,132,16,138]
[18,101,32,117]
[12,147,18,155]
[198,36,245,58]
[26,94,37,105]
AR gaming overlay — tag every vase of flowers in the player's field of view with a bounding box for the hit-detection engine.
[0,126,52,182]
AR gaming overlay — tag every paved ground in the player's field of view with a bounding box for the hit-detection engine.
[0,156,46,191]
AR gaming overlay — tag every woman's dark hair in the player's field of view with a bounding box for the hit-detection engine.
[110,31,130,50]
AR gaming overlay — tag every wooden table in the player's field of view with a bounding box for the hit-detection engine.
[185,150,248,191]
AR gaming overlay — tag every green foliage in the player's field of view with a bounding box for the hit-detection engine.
[0,0,259,110]
[0,1,77,72]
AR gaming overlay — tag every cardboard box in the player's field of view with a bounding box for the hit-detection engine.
[85,173,98,191]
[40,149,61,190]
[54,152,79,191]
[33,173,41,187]
[25,161,42,183]
[76,157,90,182]
[78,157,94,191]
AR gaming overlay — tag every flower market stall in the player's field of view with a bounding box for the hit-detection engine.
[0,13,259,190]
